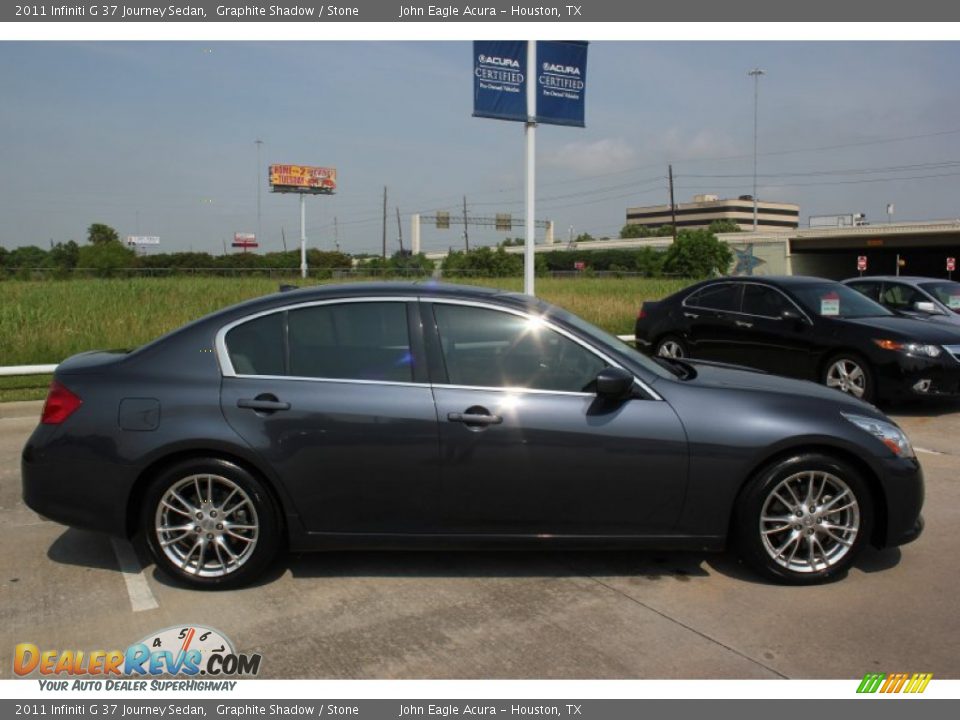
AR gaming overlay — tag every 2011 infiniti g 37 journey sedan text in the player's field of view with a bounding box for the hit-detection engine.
[22,283,923,589]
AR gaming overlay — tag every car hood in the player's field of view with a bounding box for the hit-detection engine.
[843,315,960,343]
[679,359,878,412]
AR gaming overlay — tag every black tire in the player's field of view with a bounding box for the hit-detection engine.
[733,453,874,585]
[655,334,688,359]
[822,351,875,403]
[142,457,281,590]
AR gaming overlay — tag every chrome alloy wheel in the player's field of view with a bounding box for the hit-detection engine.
[759,471,860,574]
[657,339,685,358]
[154,474,259,577]
[825,358,866,398]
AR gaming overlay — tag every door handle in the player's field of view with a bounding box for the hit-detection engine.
[448,412,503,426]
[735,320,754,328]
[238,396,291,412]
[683,312,700,319]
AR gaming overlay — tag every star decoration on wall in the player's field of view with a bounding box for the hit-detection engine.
[733,244,766,276]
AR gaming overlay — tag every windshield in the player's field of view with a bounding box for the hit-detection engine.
[919,281,960,313]
[791,282,893,319]
[548,305,677,381]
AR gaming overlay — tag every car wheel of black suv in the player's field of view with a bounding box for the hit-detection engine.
[734,453,873,585]
[822,352,875,403]
[142,457,281,589]
[655,335,688,359]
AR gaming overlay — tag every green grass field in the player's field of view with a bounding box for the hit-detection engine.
[0,276,692,401]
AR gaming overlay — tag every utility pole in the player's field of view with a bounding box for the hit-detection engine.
[281,226,287,253]
[255,139,264,245]
[748,68,765,232]
[382,186,388,259]
[463,195,469,251]
[396,207,404,253]
[334,216,340,252]
[668,164,677,242]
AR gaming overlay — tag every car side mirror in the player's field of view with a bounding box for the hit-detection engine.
[595,367,635,401]
[914,301,938,314]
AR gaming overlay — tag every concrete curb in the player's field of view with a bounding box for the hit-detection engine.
[0,400,43,420]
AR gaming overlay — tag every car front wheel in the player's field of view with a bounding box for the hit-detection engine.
[823,353,874,402]
[734,453,873,585]
[142,457,281,589]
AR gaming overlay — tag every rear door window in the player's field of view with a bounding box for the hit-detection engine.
[847,281,881,302]
[287,302,413,382]
[686,283,742,312]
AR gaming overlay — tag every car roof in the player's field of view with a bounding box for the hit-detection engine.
[697,275,839,288]
[842,276,951,284]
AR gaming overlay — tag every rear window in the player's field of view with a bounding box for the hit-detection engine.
[685,283,741,311]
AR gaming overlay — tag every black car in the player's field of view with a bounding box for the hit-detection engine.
[844,276,960,327]
[23,282,923,588]
[636,275,960,403]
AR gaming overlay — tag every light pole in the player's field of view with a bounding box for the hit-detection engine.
[255,139,264,245]
[748,68,765,232]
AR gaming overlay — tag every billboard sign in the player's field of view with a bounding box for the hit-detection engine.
[473,41,587,127]
[269,165,337,194]
[472,40,528,123]
[535,41,588,127]
[126,236,160,246]
[232,233,258,248]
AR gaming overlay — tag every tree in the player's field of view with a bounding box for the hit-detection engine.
[708,219,742,234]
[574,232,595,243]
[48,240,80,269]
[6,245,49,268]
[77,241,137,276]
[662,229,733,278]
[87,223,120,246]
[619,223,652,239]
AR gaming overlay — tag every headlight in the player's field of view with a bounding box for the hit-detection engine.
[873,339,942,358]
[842,413,915,458]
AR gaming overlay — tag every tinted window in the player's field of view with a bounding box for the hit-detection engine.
[919,281,960,313]
[880,283,923,310]
[741,285,790,317]
[433,304,607,392]
[686,283,741,311]
[288,302,412,382]
[847,281,881,302]
[792,283,892,319]
[225,312,285,376]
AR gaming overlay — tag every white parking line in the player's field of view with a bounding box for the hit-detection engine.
[915,447,945,456]
[110,537,160,612]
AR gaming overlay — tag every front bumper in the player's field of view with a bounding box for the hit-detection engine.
[876,353,960,398]
[873,455,925,548]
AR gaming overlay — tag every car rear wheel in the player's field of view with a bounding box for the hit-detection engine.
[142,457,281,589]
[656,335,687,359]
[734,453,873,585]
[823,352,874,402]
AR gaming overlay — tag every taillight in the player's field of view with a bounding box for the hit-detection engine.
[41,380,82,425]
[637,306,647,319]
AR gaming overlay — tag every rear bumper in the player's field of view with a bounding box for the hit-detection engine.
[21,428,136,538]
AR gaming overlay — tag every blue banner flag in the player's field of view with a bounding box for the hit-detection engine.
[535,41,588,127]
[472,40,528,123]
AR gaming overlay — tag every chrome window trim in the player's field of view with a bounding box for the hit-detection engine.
[215,296,417,379]
[683,280,812,324]
[215,294,663,400]
[424,297,663,401]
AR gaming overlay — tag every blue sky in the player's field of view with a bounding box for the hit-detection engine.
[2,41,960,255]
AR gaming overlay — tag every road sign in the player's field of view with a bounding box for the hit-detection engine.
[574,261,586,271]
[857,256,867,272]
[948,257,956,272]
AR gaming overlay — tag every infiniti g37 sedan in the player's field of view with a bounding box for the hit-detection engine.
[635,275,960,402]
[23,283,923,588]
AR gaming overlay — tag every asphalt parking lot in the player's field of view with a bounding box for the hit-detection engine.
[2,401,958,680]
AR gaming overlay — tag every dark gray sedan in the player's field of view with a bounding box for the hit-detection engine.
[22,283,923,588]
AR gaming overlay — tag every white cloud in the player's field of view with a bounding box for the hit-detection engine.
[544,138,639,176]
